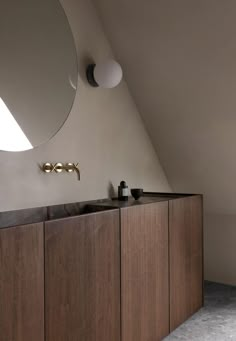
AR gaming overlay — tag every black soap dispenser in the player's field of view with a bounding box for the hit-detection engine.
[118,181,129,201]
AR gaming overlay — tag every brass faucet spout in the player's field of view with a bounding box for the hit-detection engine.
[65,163,80,181]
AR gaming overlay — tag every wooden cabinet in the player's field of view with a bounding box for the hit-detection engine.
[121,202,169,341]
[45,210,120,341]
[0,194,203,341]
[169,196,203,331]
[0,223,44,341]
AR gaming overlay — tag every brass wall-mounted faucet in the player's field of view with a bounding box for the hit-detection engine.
[42,163,80,180]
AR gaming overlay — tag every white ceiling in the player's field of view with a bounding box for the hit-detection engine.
[92,0,236,214]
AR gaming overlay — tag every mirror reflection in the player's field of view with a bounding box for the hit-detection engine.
[0,0,78,152]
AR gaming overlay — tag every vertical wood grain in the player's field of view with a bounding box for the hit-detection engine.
[121,202,169,341]
[169,196,203,331]
[0,223,44,341]
[45,210,120,341]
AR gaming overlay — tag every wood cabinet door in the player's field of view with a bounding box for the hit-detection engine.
[0,223,44,341]
[169,196,203,331]
[45,210,120,341]
[121,202,169,341]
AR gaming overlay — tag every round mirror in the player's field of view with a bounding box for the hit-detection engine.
[0,0,78,152]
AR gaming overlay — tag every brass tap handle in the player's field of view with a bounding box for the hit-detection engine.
[65,163,74,172]
[42,163,54,173]
[54,163,64,173]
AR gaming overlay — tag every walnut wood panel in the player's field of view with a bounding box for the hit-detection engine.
[0,223,44,341]
[121,202,169,341]
[169,196,203,331]
[45,210,120,341]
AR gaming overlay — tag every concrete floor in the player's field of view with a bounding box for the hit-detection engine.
[164,281,236,341]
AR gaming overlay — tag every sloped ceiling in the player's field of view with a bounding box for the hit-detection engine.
[92,0,236,214]
[92,0,236,284]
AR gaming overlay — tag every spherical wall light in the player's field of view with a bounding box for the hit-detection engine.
[86,59,123,88]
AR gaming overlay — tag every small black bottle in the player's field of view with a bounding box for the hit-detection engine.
[118,181,129,201]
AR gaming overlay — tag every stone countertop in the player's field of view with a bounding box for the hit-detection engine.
[90,192,199,209]
[0,192,200,229]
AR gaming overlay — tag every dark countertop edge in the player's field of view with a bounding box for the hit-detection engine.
[0,192,202,229]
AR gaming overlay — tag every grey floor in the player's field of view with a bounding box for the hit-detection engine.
[164,281,236,341]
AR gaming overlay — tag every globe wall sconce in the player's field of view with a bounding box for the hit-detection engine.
[86,59,123,88]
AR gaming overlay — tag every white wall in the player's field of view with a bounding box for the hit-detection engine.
[204,214,236,286]
[0,0,170,211]
[93,0,236,285]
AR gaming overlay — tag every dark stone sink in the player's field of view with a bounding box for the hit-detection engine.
[0,201,116,229]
